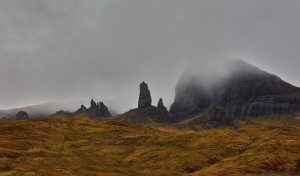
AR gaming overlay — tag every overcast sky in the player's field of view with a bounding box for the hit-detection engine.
[1,0,300,112]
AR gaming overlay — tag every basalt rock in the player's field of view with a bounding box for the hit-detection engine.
[74,105,87,115]
[170,60,300,124]
[157,98,168,113]
[115,83,169,124]
[138,82,152,109]
[73,100,111,119]
[169,76,211,122]
[86,101,111,118]
[90,99,97,109]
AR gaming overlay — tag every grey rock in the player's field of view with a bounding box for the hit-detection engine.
[90,99,97,108]
[157,98,168,113]
[75,105,87,115]
[87,100,111,118]
[138,82,152,109]
[170,60,300,124]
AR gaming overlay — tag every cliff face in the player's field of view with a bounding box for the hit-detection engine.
[170,76,211,122]
[170,60,300,124]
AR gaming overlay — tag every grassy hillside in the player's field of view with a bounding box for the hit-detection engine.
[0,115,300,176]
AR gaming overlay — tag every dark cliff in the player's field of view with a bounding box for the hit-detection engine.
[170,60,300,124]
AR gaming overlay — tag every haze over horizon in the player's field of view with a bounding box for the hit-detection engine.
[1,0,300,113]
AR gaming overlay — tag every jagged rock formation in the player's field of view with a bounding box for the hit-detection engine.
[74,105,87,115]
[52,100,112,119]
[170,60,300,125]
[157,98,168,113]
[138,82,152,109]
[90,99,97,109]
[114,82,169,124]
[86,100,111,118]
[15,111,29,120]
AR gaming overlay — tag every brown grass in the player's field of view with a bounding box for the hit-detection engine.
[0,115,300,176]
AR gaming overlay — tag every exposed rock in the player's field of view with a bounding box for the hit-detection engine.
[169,76,211,122]
[74,105,87,115]
[86,100,111,118]
[138,82,152,109]
[115,106,169,125]
[157,98,168,113]
[15,111,29,120]
[49,100,112,119]
[115,83,169,125]
[90,99,97,108]
[197,105,233,126]
[170,60,300,124]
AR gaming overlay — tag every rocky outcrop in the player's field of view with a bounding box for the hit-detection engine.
[116,106,169,125]
[170,60,300,124]
[90,99,97,109]
[74,105,87,115]
[86,100,111,118]
[138,82,152,109]
[170,77,211,122]
[115,82,169,124]
[196,105,233,126]
[157,98,168,113]
[72,100,111,119]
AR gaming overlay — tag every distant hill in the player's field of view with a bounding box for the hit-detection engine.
[0,102,75,119]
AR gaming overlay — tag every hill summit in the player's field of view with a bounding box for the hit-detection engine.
[170,60,300,125]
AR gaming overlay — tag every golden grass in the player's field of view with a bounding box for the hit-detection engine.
[0,115,300,176]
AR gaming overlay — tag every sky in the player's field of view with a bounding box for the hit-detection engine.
[1,0,300,113]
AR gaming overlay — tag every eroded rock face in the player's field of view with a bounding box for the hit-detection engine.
[87,101,111,118]
[138,82,152,109]
[90,99,97,109]
[116,106,169,124]
[157,98,168,113]
[75,105,87,115]
[170,60,300,124]
[73,100,111,119]
[169,76,211,122]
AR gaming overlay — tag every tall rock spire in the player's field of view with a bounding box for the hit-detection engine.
[157,98,168,113]
[138,81,152,109]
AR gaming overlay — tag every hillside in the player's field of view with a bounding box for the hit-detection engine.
[170,60,300,125]
[1,116,300,176]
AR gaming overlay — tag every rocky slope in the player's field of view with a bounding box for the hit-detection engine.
[170,60,300,125]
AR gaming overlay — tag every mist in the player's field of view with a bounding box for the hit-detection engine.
[1,0,300,113]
